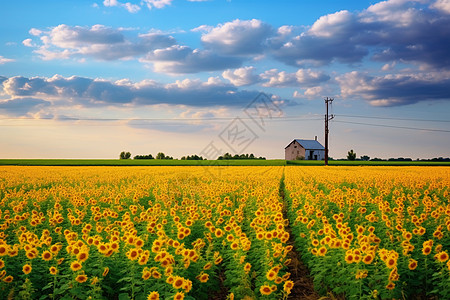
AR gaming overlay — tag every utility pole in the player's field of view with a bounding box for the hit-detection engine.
[324,97,334,166]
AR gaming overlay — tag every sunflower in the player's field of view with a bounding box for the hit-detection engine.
[0,245,8,256]
[172,276,185,289]
[244,262,251,273]
[142,270,151,280]
[203,262,212,270]
[75,274,88,283]
[70,261,82,272]
[42,250,53,261]
[173,292,184,300]
[345,253,354,264]
[215,229,224,238]
[49,266,58,275]
[230,242,239,250]
[3,275,13,283]
[407,258,417,270]
[22,264,32,275]
[198,273,209,283]
[283,280,294,294]
[260,285,273,296]
[214,256,223,265]
[266,269,277,281]
[147,291,160,300]
[127,248,139,261]
[152,270,162,279]
[422,246,432,256]
[362,254,374,265]
[385,281,395,290]
[435,251,449,263]
[385,257,396,269]
[318,246,327,256]
[77,251,89,263]
[389,268,399,282]
[0,259,4,269]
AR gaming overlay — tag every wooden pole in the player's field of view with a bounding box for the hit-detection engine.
[324,97,334,166]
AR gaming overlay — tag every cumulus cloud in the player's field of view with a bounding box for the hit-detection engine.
[0,97,51,116]
[142,0,173,9]
[0,56,15,64]
[0,75,269,109]
[201,19,273,55]
[103,0,172,11]
[336,71,450,106]
[142,45,242,73]
[261,68,330,87]
[431,0,450,14]
[222,66,261,86]
[271,0,450,69]
[103,0,141,12]
[27,24,175,61]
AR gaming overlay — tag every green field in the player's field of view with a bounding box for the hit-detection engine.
[0,159,449,166]
[0,159,286,166]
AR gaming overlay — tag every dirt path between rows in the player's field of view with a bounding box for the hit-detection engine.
[279,168,321,300]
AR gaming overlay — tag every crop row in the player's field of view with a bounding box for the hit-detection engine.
[0,166,292,300]
[284,166,450,299]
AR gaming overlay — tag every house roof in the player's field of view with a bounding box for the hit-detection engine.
[285,139,325,150]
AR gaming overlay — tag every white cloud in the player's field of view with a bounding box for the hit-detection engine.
[0,97,51,116]
[191,25,214,32]
[261,68,330,87]
[142,0,172,9]
[222,66,260,86]
[431,0,450,14]
[22,39,34,47]
[309,10,354,38]
[201,19,273,55]
[29,28,42,36]
[29,24,175,61]
[123,2,141,13]
[0,56,15,64]
[103,0,119,7]
[272,0,450,69]
[0,75,269,109]
[336,70,450,106]
[143,45,242,73]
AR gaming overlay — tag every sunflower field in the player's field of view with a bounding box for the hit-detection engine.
[285,166,450,300]
[0,165,449,300]
[0,166,293,300]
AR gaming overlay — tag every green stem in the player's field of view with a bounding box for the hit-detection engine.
[52,274,57,300]
[131,263,136,299]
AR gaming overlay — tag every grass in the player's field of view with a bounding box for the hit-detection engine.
[0,159,448,166]
[287,160,450,166]
[0,159,287,166]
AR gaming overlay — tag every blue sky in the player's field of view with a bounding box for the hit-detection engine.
[1,0,449,159]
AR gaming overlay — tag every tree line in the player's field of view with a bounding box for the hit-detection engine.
[345,150,450,162]
[119,151,266,160]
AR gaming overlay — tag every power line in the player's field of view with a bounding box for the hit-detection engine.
[333,120,450,133]
[0,115,322,121]
[0,115,324,126]
[335,114,450,123]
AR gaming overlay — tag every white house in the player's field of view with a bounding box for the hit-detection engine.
[285,138,325,160]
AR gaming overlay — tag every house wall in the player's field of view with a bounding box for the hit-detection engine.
[304,149,325,160]
[285,140,305,160]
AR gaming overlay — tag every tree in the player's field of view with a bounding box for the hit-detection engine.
[347,149,356,161]
[120,151,131,159]
[360,155,370,161]
[134,154,154,159]
[156,152,166,159]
